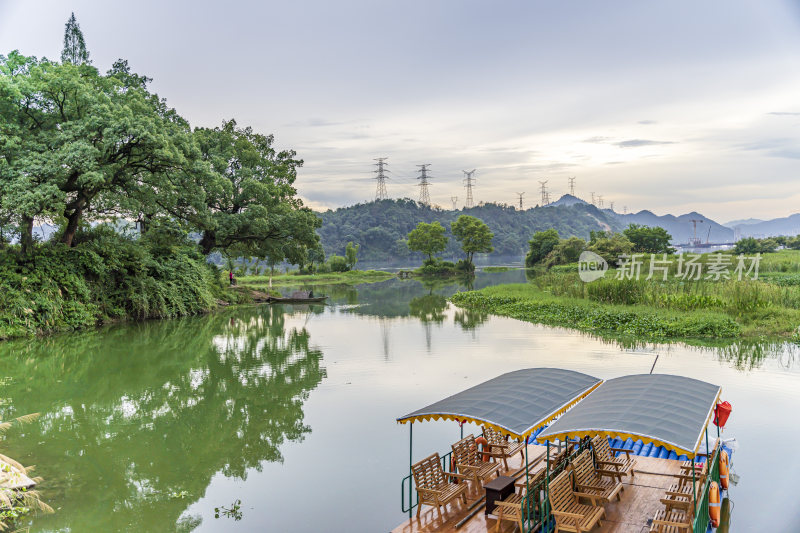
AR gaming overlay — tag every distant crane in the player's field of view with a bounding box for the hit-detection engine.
[689,219,704,246]
[515,192,525,210]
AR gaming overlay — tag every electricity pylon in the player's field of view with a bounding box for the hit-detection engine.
[539,180,549,206]
[374,157,389,200]
[451,196,459,210]
[516,192,525,210]
[568,177,576,196]
[463,169,476,208]
[417,164,432,206]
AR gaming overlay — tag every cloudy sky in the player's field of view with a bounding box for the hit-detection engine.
[2,1,799,221]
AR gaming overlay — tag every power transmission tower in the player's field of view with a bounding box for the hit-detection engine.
[568,177,576,196]
[590,192,595,205]
[515,192,525,210]
[417,164,432,206]
[538,180,549,206]
[451,196,458,210]
[623,205,628,214]
[597,195,604,208]
[609,201,615,211]
[462,169,476,208]
[373,157,389,200]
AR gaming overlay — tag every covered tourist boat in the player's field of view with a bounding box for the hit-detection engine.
[393,368,734,533]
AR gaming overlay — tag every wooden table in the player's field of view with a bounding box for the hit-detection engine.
[484,475,515,515]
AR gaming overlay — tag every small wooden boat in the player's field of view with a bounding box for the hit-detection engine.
[267,295,328,304]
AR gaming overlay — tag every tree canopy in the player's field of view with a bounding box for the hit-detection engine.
[622,224,675,254]
[406,221,448,262]
[525,228,560,266]
[61,12,90,65]
[451,215,494,265]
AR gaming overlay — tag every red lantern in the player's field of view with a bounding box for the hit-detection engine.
[713,401,732,428]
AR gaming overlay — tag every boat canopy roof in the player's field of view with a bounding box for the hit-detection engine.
[538,374,721,458]
[396,368,603,439]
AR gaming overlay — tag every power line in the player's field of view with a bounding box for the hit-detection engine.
[538,180,549,206]
[515,192,525,210]
[451,196,458,210]
[374,157,389,200]
[568,177,576,196]
[463,169,476,208]
[417,164,432,206]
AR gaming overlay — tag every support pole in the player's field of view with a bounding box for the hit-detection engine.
[692,456,696,511]
[524,440,530,528]
[545,440,550,530]
[409,422,413,518]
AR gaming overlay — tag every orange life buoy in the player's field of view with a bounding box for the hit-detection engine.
[719,449,729,490]
[709,481,721,527]
[475,436,490,462]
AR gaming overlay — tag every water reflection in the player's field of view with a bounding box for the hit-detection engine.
[0,306,325,532]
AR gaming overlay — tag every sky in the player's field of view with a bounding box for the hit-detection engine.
[1,0,799,222]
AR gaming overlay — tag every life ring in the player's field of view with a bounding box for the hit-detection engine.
[475,436,490,462]
[719,450,729,490]
[708,481,721,527]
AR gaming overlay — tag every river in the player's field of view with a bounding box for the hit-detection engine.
[0,270,797,531]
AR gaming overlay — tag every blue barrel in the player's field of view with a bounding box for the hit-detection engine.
[632,439,644,455]
[649,445,662,457]
[667,450,678,460]
[640,442,653,456]
[658,447,670,459]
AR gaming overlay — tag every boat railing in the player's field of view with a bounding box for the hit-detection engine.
[692,444,721,533]
[521,438,592,532]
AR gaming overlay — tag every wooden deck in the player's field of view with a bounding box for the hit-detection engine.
[392,452,686,533]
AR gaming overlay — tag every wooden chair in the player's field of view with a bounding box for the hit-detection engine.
[411,452,469,519]
[451,434,501,487]
[496,470,546,532]
[591,436,636,482]
[483,426,525,470]
[649,508,692,533]
[664,460,707,515]
[569,450,623,504]
[547,469,605,533]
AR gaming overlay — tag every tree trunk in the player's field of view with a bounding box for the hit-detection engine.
[200,231,216,255]
[61,209,83,247]
[20,215,35,255]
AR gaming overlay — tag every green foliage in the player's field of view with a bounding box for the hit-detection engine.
[450,215,493,265]
[734,236,777,254]
[0,230,218,340]
[414,257,457,276]
[588,232,634,266]
[327,255,348,272]
[525,229,560,266]
[544,236,586,267]
[61,12,90,65]
[622,224,675,254]
[406,221,448,262]
[451,286,741,339]
[344,241,359,270]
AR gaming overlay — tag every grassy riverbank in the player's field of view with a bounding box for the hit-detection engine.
[451,258,800,339]
[0,228,250,341]
[237,269,394,288]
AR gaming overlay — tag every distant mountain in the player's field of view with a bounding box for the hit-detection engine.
[548,194,589,207]
[723,218,764,228]
[316,198,624,263]
[613,210,734,244]
[729,213,800,238]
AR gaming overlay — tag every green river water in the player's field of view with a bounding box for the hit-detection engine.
[0,270,797,531]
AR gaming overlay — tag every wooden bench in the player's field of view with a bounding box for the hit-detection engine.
[482,426,525,470]
[411,452,469,519]
[452,434,501,488]
[569,450,623,504]
[591,436,636,483]
[548,469,605,533]
[649,508,692,533]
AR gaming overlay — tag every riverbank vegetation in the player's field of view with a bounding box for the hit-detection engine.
[237,269,394,288]
[452,250,800,339]
[0,18,319,339]
[404,215,494,276]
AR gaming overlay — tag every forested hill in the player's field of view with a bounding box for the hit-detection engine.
[317,199,623,263]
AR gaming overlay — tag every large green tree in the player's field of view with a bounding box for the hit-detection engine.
[525,228,560,266]
[0,53,203,250]
[622,224,675,254]
[450,215,493,265]
[406,221,448,262]
[193,120,320,261]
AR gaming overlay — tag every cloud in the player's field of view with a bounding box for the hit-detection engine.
[614,139,675,148]
[637,120,657,124]
[767,111,800,116]
[582,136,611,143]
